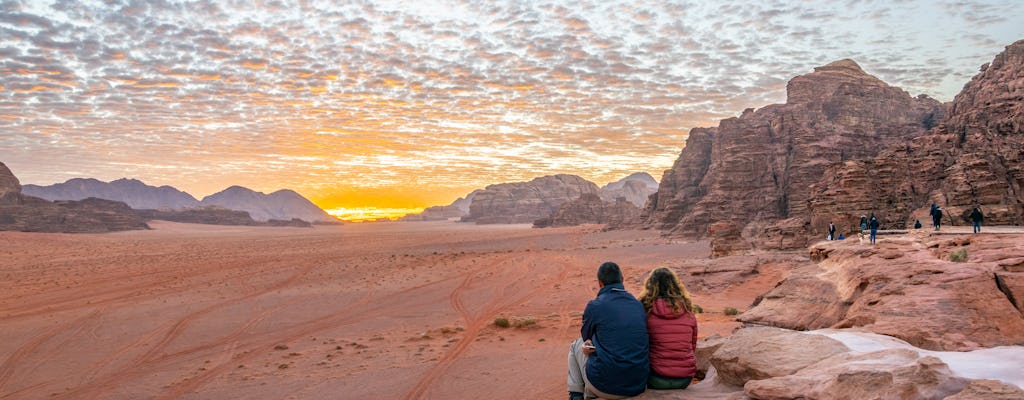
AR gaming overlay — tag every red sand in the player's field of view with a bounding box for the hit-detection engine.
[0,221,772,399]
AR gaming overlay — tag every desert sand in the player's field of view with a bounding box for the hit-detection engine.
[0,221,768,400]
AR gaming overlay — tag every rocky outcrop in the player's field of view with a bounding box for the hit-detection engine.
[22,178,200,209]
[808,40,1024,235]
[0,162,149,233]
[138,206,259,226]
[533,194,641,228]
[684,327,1021,400]
[462,174,599,224]
[642,58,944,247]
[946,380,1024,400]
[739,233,1024,351]
[710,326,851,386]
[400,190,481,221]
[200,186,335,223]
[597,172,658,208]
[743,348,968,400]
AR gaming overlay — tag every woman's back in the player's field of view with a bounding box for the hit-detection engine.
[647,297,698,378]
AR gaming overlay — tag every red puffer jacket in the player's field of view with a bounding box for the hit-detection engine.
[647,298,698,378]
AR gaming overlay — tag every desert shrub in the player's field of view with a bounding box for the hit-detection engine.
[513,317,537,328]
[692,304,704,314]
[494,317,510,328]
[723,307,739,316]
[950,248,968,262]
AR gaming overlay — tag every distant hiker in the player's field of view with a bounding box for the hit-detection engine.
[930,203,938,219]
[639,267,697,390]
[838,233,845,240]
[869,214,880,244]
[914,219,922,229]
[860,215,868,232]
[828,222,836,241]
[567,262,649,400]
[971,207,985,233]
[933,207,943,230]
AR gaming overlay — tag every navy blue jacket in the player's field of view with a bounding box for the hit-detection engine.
[581,283,649,397]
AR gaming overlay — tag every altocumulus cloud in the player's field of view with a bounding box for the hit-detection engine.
[0,0,1021,209]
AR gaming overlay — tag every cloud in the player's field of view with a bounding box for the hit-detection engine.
[1,0,1022,209]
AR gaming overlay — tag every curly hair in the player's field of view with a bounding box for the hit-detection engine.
[638,267,693,315]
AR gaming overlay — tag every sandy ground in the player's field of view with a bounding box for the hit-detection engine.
[0,221,771,400]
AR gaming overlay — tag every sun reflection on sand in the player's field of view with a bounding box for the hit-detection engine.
[325,207,424,222]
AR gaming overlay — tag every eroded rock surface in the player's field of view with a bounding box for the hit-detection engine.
[463,174,599,224]
[740,233,1024,351]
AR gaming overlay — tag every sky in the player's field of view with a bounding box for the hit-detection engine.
[1,0,1022,221]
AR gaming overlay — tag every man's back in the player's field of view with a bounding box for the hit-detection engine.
[581,283,649,397]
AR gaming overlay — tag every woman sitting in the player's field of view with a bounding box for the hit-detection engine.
[638,267,698,390]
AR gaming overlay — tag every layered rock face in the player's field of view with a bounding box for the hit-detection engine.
[642,60,942,248]
[0,162,148,233]
[809,40,1024,234]
[739,233,1024,351]
[597,172,658,208]
[137,206,259,226]
[462,174,598,224]
[23,178,200,209]
[533,194,641,228]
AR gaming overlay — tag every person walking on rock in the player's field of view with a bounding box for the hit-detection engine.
[567,262,649,400]
[933,207,943,231]
[869,214,880,244]
[828,222,836,241]
[860,215,868,232]
[638,267,698,391]
[971,207,985,233]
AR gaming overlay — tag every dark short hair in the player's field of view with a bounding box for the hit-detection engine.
[597,262,623,285]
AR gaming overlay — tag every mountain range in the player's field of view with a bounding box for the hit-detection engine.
[23,178,336,223]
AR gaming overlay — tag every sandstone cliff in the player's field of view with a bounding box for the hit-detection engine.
[533,193,641,228]
[0,162,149,233]
[462,174,599,224]
[808,40,1024,236]
[646,41,1024,251]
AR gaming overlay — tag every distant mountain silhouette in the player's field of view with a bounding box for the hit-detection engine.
[23,178,200,209]
[24,178,337,223]
[598,172,659,208]
[200,186,336,223]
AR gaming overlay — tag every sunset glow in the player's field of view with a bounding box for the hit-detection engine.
[2,1,1022,214]
[326,207,426,222]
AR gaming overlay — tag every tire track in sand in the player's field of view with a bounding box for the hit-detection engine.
[0,310,101,396]
[402,252,573,400]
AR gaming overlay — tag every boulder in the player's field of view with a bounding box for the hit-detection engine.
[945,379,1024,400]
[744,349,969,400]
[709,326,850,386]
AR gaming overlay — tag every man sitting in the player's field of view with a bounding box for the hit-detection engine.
[567,262,649,399]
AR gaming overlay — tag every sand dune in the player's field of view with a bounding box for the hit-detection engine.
[0,221,764,399]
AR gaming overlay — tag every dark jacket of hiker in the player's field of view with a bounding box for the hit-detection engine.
[870,217,880,230]
[934,209,943,224]
[647,298,697,379]
[971,208,984,223]
[582,283,649,397]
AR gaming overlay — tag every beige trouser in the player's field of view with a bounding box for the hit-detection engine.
[567,338,630,400]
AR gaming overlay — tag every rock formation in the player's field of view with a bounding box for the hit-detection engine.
[22,178,200,210]
[0,162,149,233]
[200,186,336,223]
[462,174,599,224]
[533,194,641,228]
[137,206,260,226]
[597,172,659,208]
[642,58,944,248]
[808,39,1024,236]
[400,190,481,221]
[739,232,1024,351]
